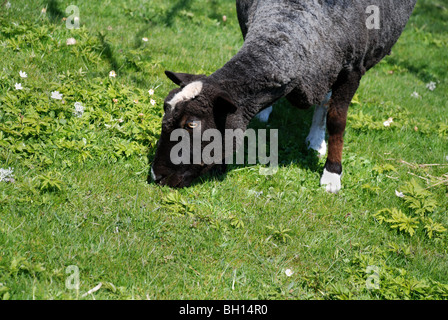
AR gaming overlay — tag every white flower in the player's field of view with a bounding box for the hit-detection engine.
[14,83,23,90]
[383,117,394,127]
[51,91,63,100]
[395,190,405,198]
[142,37,149,42]
[148,89,154,96]
[0,167,14,183]
[109,70,116,78]
[150,99,156,106]
[285,269,294,277]
[5,2,11,9]
[426,82,436,91]
[411,91,420,99]
[248,189,263,197]
[117,118,124,123]
[19,71,27,78]
[73,102,84,117]
[66,38,76,45]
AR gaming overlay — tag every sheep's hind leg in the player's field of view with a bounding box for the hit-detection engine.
[306,91,332,158]
[254,105,273,123]
[321,71,361,194]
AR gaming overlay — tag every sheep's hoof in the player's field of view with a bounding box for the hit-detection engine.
[320,169,341,194]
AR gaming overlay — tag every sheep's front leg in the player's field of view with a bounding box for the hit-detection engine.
[306,91,332,158]
[321,71,361,193]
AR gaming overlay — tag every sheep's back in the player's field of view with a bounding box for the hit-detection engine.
[235,0,416,105]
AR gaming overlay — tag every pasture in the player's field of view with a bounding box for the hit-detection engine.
[0,0,447,300]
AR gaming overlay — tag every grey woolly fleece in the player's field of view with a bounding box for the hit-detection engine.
[208,0,417,122]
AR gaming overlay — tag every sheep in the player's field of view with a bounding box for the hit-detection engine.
[150,0,417,191]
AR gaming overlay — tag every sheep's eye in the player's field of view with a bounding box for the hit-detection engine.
[186,121,199,129]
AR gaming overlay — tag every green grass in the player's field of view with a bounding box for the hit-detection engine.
[0,0,447,300]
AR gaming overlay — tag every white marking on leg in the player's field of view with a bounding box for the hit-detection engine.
[151,167,158,181]
[168,81,203,110]
[320,168,342,194]
[254,106,273,123]
[306,91,331,158]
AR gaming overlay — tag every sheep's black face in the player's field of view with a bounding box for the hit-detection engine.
[150,71,237,188]
[150,95,214,188]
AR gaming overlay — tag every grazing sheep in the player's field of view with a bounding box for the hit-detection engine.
[150,0,417,191]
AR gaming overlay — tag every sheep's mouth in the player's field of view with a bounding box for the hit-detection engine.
[154,170,199,188]
[157,173,185,188]
[151,163,225,188]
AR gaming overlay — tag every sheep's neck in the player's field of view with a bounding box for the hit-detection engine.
[209,45,296,128]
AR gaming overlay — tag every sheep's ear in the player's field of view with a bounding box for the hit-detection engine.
[165,70,206,86]
[214,91,237,114]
